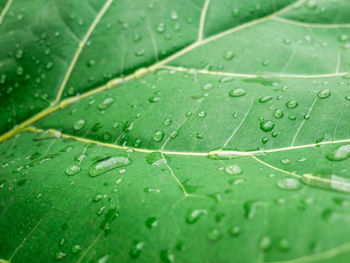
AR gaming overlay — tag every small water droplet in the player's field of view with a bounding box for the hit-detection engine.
[129,241,145,259]
[207,228,222,242]
[98,98,114,110]
[223,51,235,61]
[65,165,81,176]
[73,119,86,131]
[186,208,207,224]
[273,109,283,118]
[145,217,158,229]
[153,131,164,142]
[229,88,246,97]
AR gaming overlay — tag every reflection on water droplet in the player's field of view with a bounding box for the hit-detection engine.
[277,178,300,191]
[73,119,86,131]
[225,165,242,175]
[186,208,207,224]
[286,100,298,109]
[145,217,158,229]
[153,131,164,142]
[65,165,81,176]
[89,156,131,177]
[160,249,175,263]
[273,109,283,118]
[259,235,272,251]
[326,144,350,161]
[301,173,350,193]
[98,97,114,110]
[228,226,241,237]
[223,51,235,60]
[129,241,145,259]
[317,89,331,99]
[207,228,222,242]
[260,120,275,132]
[229,88,246,97]
[259,96,272,103]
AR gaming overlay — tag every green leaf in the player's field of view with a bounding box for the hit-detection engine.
[1,0,350,262]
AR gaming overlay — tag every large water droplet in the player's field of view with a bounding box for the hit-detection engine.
[153,131,164,142]
[317,89,331,99]
[260,120,275,132]
[301,173,350,193]
[326,145,350,161]
[277,178,300,191]
[89,156,131,177]
[225,165,242,175]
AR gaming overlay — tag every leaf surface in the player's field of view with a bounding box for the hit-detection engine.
[1,0,350,262]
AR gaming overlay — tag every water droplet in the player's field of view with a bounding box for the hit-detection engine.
[89,156,131,177]
[301,173,350,193]
[244,200,265,219]
[186,208,207,224]
[317,89,331,99]
[338,34,349,42]
[326,144,350,161]
[153,131,164,142]
[278,238,290,251]
[223,51,235,60]
[277,178,300,191]
[98,98,114,110]
[207,228,222,242]
[228,226,241,237]
[73,119,86,131]
[229,88,246,97]
[273,109,283,118]
[198,111,207,118]
[225,165,242,175]
[71,245,82,254]
[129,241,145,259]
[259,235,272,251]
[260,120,275,132]
[65,165,81,176]
[286,100,298,109]
[160,249,175,263]
[145,217,158,229]
[148,96,161,103]
[163,118,172,126]
[259,96,272,103]
[170,131,178,139]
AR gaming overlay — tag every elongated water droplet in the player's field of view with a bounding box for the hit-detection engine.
[229,88,246,97]
[98,98,114,110]
[73,119,86,131]
[286,100,298,109]
[326,144,350,161]
[277,178,300,191]
[186,208,207,224]
[65,165,81,176]
[301,173,350,193]
[317,89,331,99]
[259,96,272,103]
[89,156,131,177]
[225,165,242,175]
